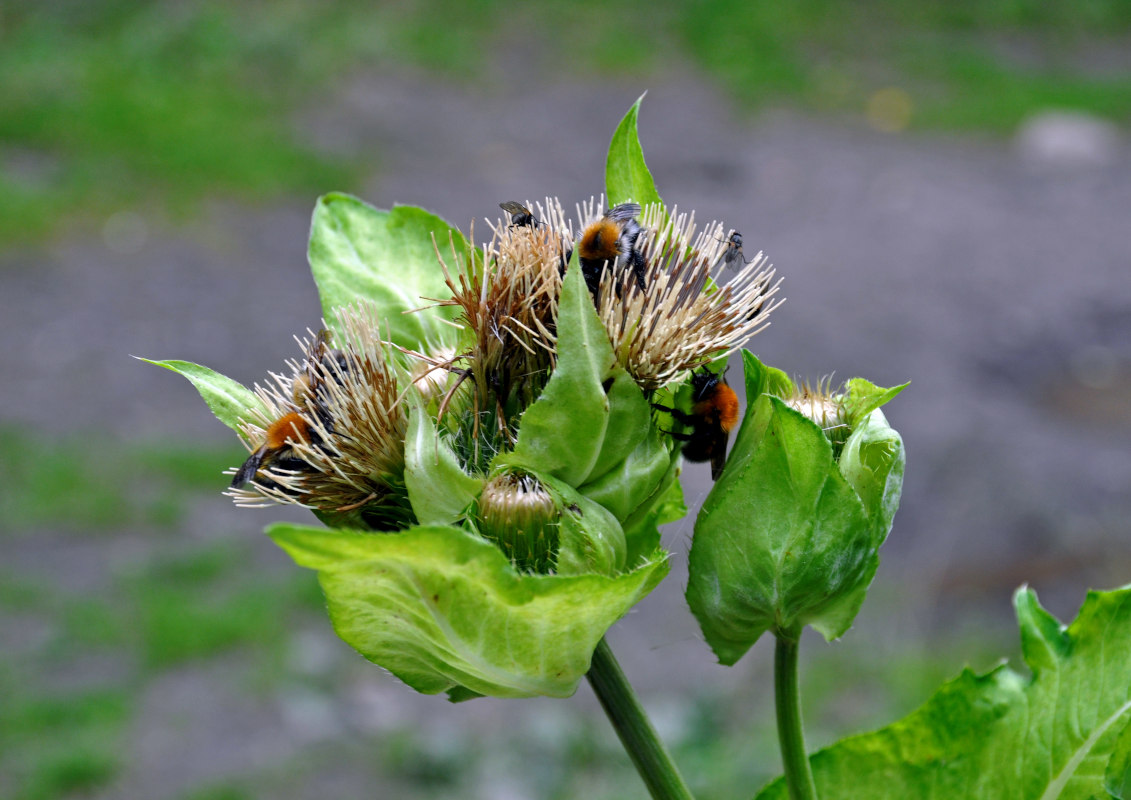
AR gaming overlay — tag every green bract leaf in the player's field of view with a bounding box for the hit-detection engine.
[843,377,909,428]
[268,523,668,699]
[838,408,905,545]
[686,352,905,663]
[606,93,663,208]
[404,402,484,526]
[503,260,619,487]
[587,368,654,485]
[756,585,1131,800]
[538,472,627,577]
[308,194,467,351]
[579,427,671,525]
[744,349,794,400]
[139,358,265,434]
[621,453,685,571]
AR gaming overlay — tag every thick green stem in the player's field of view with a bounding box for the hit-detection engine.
[775,631,818,800]
[586,637,696,800]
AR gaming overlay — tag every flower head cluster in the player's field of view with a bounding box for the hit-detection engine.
[154,99,803,701]
[432,196,781,406]
[226,193,783,534]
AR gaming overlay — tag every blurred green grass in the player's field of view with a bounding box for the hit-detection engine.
[1,520,324,799]
[0,427,238,532]
[2,1,1129,245]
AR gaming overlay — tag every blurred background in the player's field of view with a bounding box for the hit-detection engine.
[2,2,1130,798]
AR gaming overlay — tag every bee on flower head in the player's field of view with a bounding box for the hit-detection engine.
[653,368,740,481]
[499,201,542,229]
[577,202,648,300]
[225,308,410,526]
[231,329,341,490]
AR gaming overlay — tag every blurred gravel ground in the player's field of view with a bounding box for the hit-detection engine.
[2,69,1130,798]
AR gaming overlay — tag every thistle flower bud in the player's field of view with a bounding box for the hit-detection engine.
[476,471,560,573]
[409,344,459,402]
[782,376,850,453]
[687,352,907,663]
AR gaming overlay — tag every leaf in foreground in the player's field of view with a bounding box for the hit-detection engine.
[756,585,1131,799]
[268,524,668,700]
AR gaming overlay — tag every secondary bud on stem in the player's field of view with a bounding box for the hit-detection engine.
[687,352,908,664]
[476,471,560,573]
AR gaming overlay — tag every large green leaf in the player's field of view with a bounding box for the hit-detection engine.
[268,523,668,699]
[140,358,265,434]
[756,585,1131,800]
[606,93,663,208]
[307,194,467,350]
[687,394,875,661]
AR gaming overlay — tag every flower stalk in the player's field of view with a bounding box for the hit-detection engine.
[774,629,818,800]
[586,637,697,800]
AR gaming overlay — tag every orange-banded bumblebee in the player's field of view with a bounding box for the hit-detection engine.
[230,411,320,489]
[577,202,647,299]
[653,369,740,481]
[499,201,541,229]
[231,329,341,490]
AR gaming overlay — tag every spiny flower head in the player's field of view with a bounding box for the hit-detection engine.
[227,304,411,528]
[583,198,783,390]
[434,204,569,399]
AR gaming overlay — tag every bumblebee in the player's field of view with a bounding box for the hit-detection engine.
[716,231,752,272]
[653,369,740,481]
[499,201,541,229]
[576,202,647,299]
[230,412,319,489]
[231,329,339,490]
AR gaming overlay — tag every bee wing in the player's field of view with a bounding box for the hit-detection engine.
[231,445,269,488]
[305,329,330,370]
[499,201,530,216]
[605,202,642,222]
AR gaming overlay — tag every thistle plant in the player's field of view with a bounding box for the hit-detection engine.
[147,96,1131,799]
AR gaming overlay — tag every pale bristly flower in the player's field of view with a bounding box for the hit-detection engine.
[226,304,411,527]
